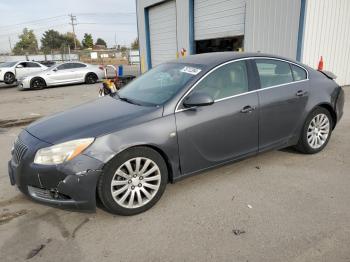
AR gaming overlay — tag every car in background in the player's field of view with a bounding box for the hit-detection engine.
[0,61,47,84]
[18,62,105,90]
[38,60,56,67]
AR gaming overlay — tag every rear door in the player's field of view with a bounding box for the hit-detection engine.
[26,62,44,74]
[70,63,88,81]
[254,58,309,151]
[175,60,259,175]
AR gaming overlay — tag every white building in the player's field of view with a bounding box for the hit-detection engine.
[136,0,350,86]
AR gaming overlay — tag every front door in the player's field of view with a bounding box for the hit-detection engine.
[175,60,259,175]
[48,63,76,84]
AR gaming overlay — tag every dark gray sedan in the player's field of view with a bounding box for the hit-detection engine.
[8,52,344,215]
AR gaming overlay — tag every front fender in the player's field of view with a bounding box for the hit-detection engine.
[84,114,182,181]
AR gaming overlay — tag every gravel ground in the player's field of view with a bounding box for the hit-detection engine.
[0,83,349,262]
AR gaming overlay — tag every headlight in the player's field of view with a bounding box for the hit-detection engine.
[34,138,94,165]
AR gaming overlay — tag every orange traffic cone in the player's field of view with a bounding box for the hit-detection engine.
[317,56,324,71]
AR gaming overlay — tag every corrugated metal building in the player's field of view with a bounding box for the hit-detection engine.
[136,0,350,86]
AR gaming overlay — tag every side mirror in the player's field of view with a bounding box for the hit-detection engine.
[183,92,214,108]
[52,68,58,72]
[16,65,23,68]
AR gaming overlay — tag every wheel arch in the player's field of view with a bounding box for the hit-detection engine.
[314,103,337,129]
[85,72,98,79]
[103,144,175,183]
[30,77,47,88]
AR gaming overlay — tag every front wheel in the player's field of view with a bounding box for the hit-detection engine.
[30,78,46,90]
[98,147,168,215]
[4,72,15,84]
[296,107,333,154]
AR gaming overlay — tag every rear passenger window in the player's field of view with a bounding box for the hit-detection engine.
[71,63,87,68]
[255,59,293,88]
[291,64,307,81]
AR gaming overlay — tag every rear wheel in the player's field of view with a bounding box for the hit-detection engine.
[4,72,15,84]
[30,78,46,90]
[98,147,168,215]
[85,73,98,84]
[296,107,332,154]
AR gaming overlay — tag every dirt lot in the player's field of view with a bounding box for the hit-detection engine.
[0,83,349,262]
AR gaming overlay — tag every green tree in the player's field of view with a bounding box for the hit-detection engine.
[41,30,63,53]
[95,38,107,47]
[62,32,81,50]
[131,38,139,50]
[82,33,93,48]
[13,28,38,55]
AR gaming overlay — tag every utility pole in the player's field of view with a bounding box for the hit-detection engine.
[69,14,77,49]
[8,37,12,53]
[114,32,117,49]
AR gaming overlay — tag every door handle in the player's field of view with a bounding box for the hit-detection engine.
[296,90,308,97]
[240,105,255,113]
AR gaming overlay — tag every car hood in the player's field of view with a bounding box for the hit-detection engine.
[26,96,163,144]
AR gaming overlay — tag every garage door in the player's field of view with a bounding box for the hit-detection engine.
[194,0,246,40]
[149,0,177,67]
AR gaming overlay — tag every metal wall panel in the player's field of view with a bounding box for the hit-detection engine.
[194,0,246,40]
[149,1,177,66]
[244,0,301,59]
[301,0,350,86]
[137,0,190,71]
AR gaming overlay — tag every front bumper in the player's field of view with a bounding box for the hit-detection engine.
[17,78,31,89]
[8,130,104,211]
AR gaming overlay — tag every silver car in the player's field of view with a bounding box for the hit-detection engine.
[18,62,105,90]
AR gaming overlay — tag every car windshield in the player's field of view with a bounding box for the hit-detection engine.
[117,63,203,106]
[0,61,17,68]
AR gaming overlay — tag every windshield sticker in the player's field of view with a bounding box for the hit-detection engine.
[180,66,202,75]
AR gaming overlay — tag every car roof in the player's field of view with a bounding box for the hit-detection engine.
[173,52,304,68]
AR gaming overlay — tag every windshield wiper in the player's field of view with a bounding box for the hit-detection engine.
[119,96,143,106]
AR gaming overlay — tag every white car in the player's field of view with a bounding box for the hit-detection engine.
[19,62,105,90]
[0,61,47,84]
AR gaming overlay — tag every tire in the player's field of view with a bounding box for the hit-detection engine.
[296,107,333,154]
[30,77,46,90]
[4,72,15,84]
[98,147,168,215]
[85,73,98,84]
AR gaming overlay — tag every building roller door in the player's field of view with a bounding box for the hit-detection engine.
[194,0,246,41]
[149,0,177,67]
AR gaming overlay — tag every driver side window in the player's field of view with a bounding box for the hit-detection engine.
[191,60,249,101]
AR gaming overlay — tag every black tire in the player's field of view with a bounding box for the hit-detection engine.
[30,77,46,90]
[4,72,16,84]
[98,147,168,215]
[85,73,98,84]
[295,107,333,154]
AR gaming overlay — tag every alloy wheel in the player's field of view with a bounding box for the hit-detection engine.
[32,78,45,89]
[307,113,330,149]
[4,73,15,84]
[110,157,161,209]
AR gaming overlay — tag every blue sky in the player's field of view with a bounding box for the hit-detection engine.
[0,0,137,53]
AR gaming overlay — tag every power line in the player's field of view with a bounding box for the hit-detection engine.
[76,12,135,16]
[0,15,67,29]
[78,22,135,25]
[0,24,70,38]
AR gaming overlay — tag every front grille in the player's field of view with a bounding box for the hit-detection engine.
[12,138,28,164]
[28,186,72,201]
[28,186,52,200]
